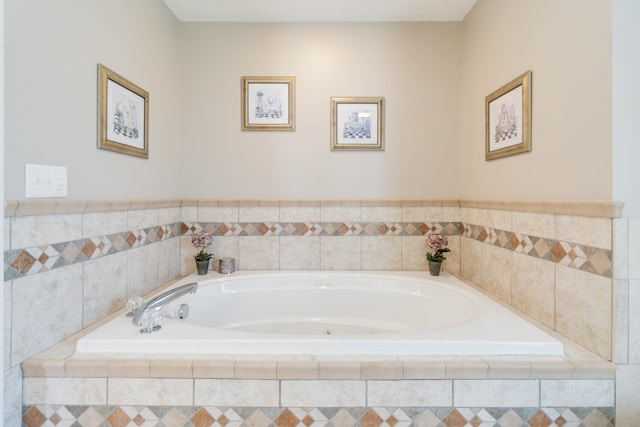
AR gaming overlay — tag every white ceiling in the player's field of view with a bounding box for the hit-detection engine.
[162,0,478,22]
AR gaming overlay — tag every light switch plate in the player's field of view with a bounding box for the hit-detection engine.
[25,163,68,198]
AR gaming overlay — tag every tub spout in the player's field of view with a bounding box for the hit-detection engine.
[132,282,198,326]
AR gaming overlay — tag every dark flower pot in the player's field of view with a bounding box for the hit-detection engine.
[196,259,210,275]
[428,260,442,276]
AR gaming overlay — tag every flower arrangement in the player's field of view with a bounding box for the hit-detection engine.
[192,232,213,261]
[426,233,450,262]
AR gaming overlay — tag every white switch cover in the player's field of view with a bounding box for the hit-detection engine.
[25,163,68,198]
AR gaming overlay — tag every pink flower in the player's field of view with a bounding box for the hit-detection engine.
[192,232,213,249]
[426,233,450,262]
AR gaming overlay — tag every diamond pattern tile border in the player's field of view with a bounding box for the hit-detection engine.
[21,405,615,427]
[4,220,612,281]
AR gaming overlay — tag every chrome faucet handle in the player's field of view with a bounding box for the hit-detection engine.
[139,310,162,334]
[125,296,144,317]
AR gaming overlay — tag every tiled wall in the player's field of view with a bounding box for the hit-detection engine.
[612,217,640,424]
[3,198,622,425]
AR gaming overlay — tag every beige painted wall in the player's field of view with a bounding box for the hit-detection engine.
[460,0,612,201]
[179,22,462,199]
[4,0,182,200]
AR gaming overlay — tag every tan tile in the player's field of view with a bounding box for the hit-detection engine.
[192,359,235,378]
[444,358,488,379]
[555,265,612,360]
[279,206,321,222]
[512,211,556,240]
[150,359,193,378]
[556,215,612,250]
[400,359,446,379]
[361,237,402,270]
[318,361,361,379]
[443,206,461,222]
[362,207,402,222]
[441,235,460,276]
[22,358,66,377]
[460,237,482,284]
[511,253,555,328]
[12,213,82,249]
[486,358,531,379]
[107,359,150,377]
[238,236,279,270]
[529,358,574,379]
[277,361,319,379]
[401,236,428,271]
[320,236,361,270]
[361,361,403,379]
[280,236,320,270]
[570,360,616,379]
[234,360,277,379]
[479,244,512,304]
[65,358,109,377]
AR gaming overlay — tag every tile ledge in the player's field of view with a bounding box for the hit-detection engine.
[6,198,624,218]
[460,199,624,218]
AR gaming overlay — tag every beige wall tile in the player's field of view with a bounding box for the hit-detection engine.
[613,218,629,279]
[82,252,128,327]
[444,358,488,379]
[321,206,361,222]
[277,361,319,379]
[24,377,107,405]
[443,207,461,222]
[484,209,512,231]
[280,236,320,270]
[12,213,82,248]
[454,379,539,407]
[479,245,512,304]
[368,380,452,406]
[628,279,640,363]
[460,207,481,225]
[108,359,150,377]
[540,379,614,407]
[235,360,277,379]
[281,380,366,406]
[158,238,182,284]
[158,207,181,224]
[361,237,402,270]
[198,206,238,223]
[629,218,640,279]
[362,207,402,222]
[82,210,128,238]
[460,237,482,284]
[64,359,109,377]
[616,365,640,425]
[211,236,238,270]
[150,359,193,378]
[402,206,443,222]
[402,236,428,271]
[615,279,629,364]
[11,265,83,365]
[512,211,555,240]
[127,244,160,297]
[195,379,279,406]
[238,236,279,270]
[4,366,22,425]
[109,378,193,406]
[321,237,361,270]
[239,206,279,222]
[442,235,460,276]
[555,265,612,360]
[280,206,321,223]
[556,215,612,250]
[4,217,10,250]
[511,253,555,328]
[180,206,198,223]
[128,209,159,230]
[400,358,446,379]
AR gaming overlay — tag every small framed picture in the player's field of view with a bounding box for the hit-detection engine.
[97,64,149,159]
[331,97,384,151]
[485,70,532,160]
[241,76,295,131]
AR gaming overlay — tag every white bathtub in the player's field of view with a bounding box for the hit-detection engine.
[76,271,564,356]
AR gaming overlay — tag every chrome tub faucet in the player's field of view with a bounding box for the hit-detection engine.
[132,282,198,327]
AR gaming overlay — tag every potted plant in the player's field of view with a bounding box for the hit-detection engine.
[426,233,450,276]
[192,231,213,275]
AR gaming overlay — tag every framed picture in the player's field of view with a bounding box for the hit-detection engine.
[241,76,295,131]
[97,64,149,159]
[331,97,384,151]
[485,70,532,160]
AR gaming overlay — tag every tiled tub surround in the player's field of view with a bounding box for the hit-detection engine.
[4,198,622,425]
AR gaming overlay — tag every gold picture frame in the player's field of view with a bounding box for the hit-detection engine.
[241,76,295,131]
[98,64,149,159]
[485,70,532,160]
[330,97,384,151]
